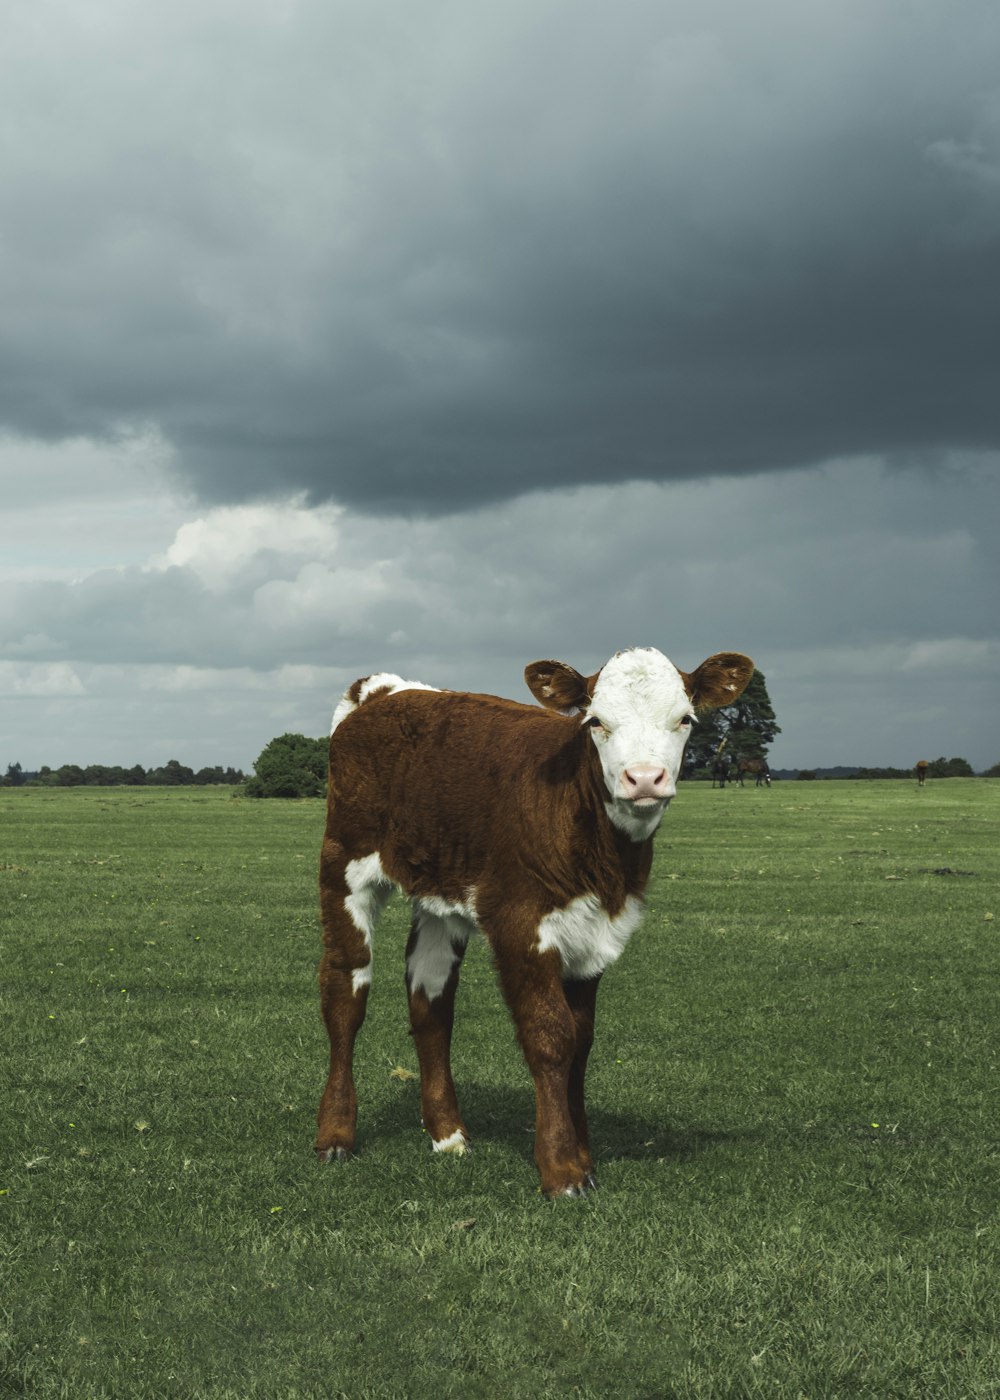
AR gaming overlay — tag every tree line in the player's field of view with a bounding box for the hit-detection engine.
[850,757,981,780]
[2,760,246,788]
[6,660,995,797]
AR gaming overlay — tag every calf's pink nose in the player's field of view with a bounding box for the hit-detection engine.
[622,765,673,800]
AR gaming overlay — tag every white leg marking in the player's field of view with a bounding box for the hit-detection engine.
[432,1129,469,1154]
[407,898,476,1001]
[344,853,394,944]
[343,853,396,994]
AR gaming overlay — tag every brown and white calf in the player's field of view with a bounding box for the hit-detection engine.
[916,760,929,787]
[315,646,754,1197]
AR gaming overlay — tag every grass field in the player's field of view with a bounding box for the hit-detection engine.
[2,779,999,1398]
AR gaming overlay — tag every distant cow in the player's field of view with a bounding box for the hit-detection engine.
[916,760,929,787]
[736,757,771,787]
[316,646,754,1197]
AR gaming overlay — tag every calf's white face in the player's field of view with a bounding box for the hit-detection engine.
[585,649,695,839]
[524,645,755,844]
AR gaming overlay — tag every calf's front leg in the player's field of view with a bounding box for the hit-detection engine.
[495,944,595,1197]
[564,976,601,1188]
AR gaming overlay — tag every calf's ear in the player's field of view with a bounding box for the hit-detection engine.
[682,653,755,710]
[524,660,594,713]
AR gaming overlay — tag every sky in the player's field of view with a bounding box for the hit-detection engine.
[2,0,999,775]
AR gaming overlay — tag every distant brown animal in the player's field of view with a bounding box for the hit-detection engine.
[315,646,754,1197]
[711,756,732,788]
[916,760,929,787]
[736,757,771,787]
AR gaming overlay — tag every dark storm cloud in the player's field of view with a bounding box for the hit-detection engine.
[3,0,999,513]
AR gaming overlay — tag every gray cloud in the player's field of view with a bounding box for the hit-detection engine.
[3,1,999,514]
[2,3,998,778]
[2,459,997,769]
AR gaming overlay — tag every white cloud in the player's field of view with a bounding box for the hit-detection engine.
[0,429,188,583]
[133,662,341,694]
[925,95,1000,191]
[154,499,343,590]
[898,638,1000,674]
[0,661,86,697]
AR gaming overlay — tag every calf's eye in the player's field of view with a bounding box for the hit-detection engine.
[679,716,693,727]
[585,715,605,730]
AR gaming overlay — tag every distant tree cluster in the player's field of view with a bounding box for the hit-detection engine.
[244,733,328,799]
[925,756,977,778]
[683,668,781,779]
[2,760,245,788]
[852,757,976,780]
[850,766,914,780]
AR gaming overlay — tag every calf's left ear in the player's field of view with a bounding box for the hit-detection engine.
[681,653,755,710]
[524,660,595,713]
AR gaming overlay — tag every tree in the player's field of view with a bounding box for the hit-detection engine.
[925,756,974,778]
[149,759,196,785]
[683,667,781,777]
[3,762,25,787]
[245,733,328,798]
[84,764,127,786]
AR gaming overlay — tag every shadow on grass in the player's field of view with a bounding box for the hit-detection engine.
[355,1078,752,1169]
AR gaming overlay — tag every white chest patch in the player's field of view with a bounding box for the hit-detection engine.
[535,894,645,981]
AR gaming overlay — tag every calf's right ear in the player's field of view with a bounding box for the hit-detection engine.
[524,660,593,713]
[682,653,755,710]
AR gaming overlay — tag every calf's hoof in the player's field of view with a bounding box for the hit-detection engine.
[543,1173,598,1199]
[316,1145,352,1164]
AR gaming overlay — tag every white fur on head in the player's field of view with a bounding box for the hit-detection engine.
[585,648,696,840]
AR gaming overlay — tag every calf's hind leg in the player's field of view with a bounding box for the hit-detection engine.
[405,905,472,1152]
[315,850,392,1161]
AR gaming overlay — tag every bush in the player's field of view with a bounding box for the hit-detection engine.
[926,756,975,778]
[245,733,328,799]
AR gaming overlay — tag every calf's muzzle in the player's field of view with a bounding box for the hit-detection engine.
[621,764,674,802]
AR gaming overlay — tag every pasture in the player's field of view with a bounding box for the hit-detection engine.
[2,779,998,1398]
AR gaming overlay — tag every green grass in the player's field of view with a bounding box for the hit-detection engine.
[1,780,999,1398]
